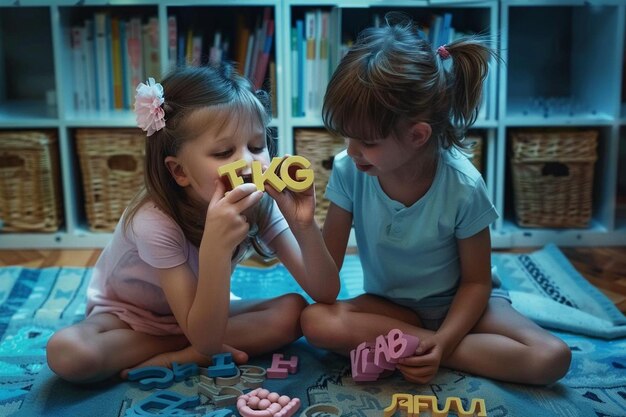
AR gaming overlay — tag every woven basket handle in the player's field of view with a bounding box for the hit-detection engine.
[321,156,334,170]
[107,154,141,174]
[541,162,569,177]
[0,153,25,170]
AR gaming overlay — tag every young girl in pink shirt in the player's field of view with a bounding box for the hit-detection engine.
[46,65,339,383]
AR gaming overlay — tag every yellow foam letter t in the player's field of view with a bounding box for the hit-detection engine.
[217,159,247,190]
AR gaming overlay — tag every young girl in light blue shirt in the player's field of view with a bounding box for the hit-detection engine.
[301,14,571,385]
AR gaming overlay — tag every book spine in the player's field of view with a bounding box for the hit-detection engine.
[291,27,298,117]
[167,15,178,70]
[318,11,329,115]
[127,18,143,105]
[83,19,97,111]
[253,19,274,89]
[304,11,317,116]
[94,12,110,111]
[111,17,123,109]
[120,20,129,109]
[235,15,250,74]
[296,19,305,117]
[192,35,203,66]
[243,33,255,79]
[209,32,222,66]
[71,26,86,112]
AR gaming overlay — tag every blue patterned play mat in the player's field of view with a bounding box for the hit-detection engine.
[1,247,625,417]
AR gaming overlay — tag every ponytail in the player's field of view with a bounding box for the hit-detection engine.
[439,37,496,149]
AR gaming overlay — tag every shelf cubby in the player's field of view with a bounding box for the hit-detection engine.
[504,3,621,125]
[0,7,56,124]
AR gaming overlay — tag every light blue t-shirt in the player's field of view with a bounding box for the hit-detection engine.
[325,148,499,307]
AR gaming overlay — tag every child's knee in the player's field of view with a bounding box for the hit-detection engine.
[46,330,104,383]
[300,303,337,346]
[544,338,572,380]
[530,338,572,385]
[279,293,308,315]
[271,294,307,339]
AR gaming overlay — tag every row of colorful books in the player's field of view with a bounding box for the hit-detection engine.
[70,13,160,113]
[290,9,336,118]
[166,8,274,90]
[290,10,485,119]
[69,9,276,113]
[70,9,479,118]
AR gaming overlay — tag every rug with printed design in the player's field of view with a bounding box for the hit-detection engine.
[0,246,624,417]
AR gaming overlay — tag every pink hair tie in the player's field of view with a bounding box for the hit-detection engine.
[437,45,450,60]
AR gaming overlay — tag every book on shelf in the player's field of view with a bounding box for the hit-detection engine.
[429,14,443,49]
[247,18,260,79]
[304,11,317,116]
[439,12,452,46]
[235,15,250,75]
[126,18,144,108]
[208,32,222,66]
[119,20,130,109]
[252,18,274,89]
[248,8,271,82]
[328,8,341,77]
[69,13,159,112]
[243,32,255,80]
[372,13,381,28]
[71,26,87,112]
[111,17,124,110]
[191,33,203,67]
[143,17,160,79]
[94,12,111,112]
[185,29,193,66]
[296,19,305,117]
[83,19,97,111]
[269,60,277,117]
[167,16,177,71]
[221,36,230,65]
[178,35,185,68]
[317,10,330,116]
[290,26,299,117]
[294,8,335,118]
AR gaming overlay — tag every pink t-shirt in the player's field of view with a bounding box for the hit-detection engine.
[86,200,288,335]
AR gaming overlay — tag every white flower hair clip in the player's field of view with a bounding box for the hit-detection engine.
[134,77,165,136]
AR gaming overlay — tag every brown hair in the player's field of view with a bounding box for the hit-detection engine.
[125,65,273,247]
[322,13,495,152]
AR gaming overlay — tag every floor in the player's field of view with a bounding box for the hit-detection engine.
[0,247,625,313]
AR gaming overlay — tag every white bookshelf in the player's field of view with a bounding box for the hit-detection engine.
[0,0,625,249]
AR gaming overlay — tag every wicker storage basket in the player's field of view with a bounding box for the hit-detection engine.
[76,129,145,232]
[0,131,63,232]
[464,134,483,173]
[294,129,345,226]
[510,129,598,228]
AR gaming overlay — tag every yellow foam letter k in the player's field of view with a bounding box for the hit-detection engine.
[251,158,286,192]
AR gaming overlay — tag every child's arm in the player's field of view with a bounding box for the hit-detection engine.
[397,227,492,383]
[160,182,263,356]
[431,227,492,358]
[266,185,341,304]
[322,203,353,270]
